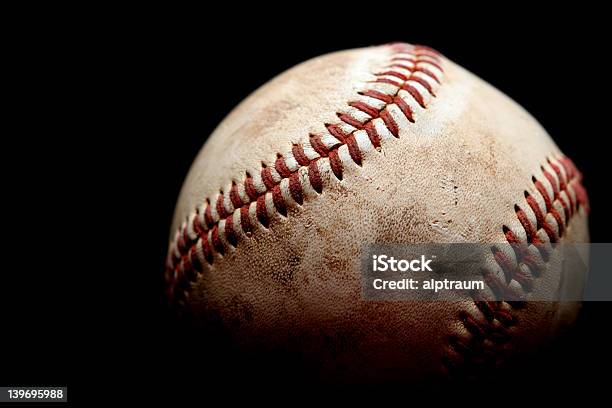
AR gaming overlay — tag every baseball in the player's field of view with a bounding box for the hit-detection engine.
[165,43,589,382]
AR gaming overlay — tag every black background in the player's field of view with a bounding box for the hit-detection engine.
[3,7,611,404]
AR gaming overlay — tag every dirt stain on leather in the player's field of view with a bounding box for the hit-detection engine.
[225,294,254,329]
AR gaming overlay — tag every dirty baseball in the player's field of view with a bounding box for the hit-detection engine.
[165,43,589,382]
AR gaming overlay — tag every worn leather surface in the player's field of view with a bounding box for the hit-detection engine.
[168,44,589,382]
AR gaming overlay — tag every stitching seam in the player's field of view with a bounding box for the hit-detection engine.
[165,43,444,304]
[443,155,589,375]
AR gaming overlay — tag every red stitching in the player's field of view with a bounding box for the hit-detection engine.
[176,230,186,253]
[402,83,426,108]
[261,167,276,190]
[346,134,363,166]
[308,160,323,194]
[204,205,215,230]
[326,124,348,143]
[272,185,286,216]
[211,225,224,255]
[391,57,444,72]
[244,175,259,201]
[229,182,243,208]
[393,96,415,123]
[459,311,486,339]
[504,227,542,275]
[515,204,542,244]
[309,134,329,157]
[328,149,343,180]
[444,155,589,377]
[387,63,413,72]
[193,209,206,239]
[524,192,556,241]
[274,155,292,178]
[378,70,409,81]
[225,214,237,247]
[289,172,304,204]
[166,44,442,308]
[415,66,441,83]
[473,302,494,324]
[292,144,310,166]
[363,122,381,148]
[189,246,202,275]
[349,100,381,117]
[215,193,228,218]
[256,196,269,228]
[358,90,393,104]
[379,110,398,137]
[240,205,252,234]
[374,77,402,87]
[337,112,363,129]
[410,76,435,96]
